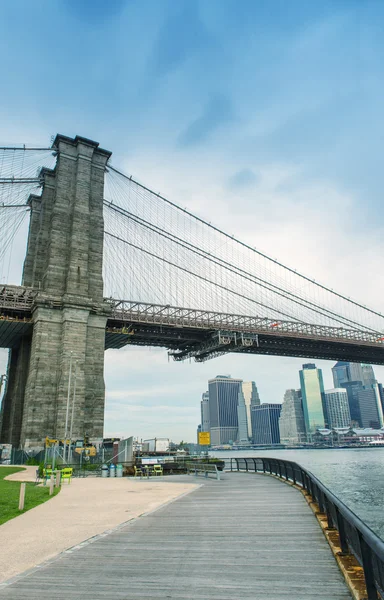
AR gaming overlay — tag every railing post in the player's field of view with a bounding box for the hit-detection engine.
[235,459,239,472]
[335,508,349,555]
[278,461,282,478]
[245,459,249,472]
[269,460,272,475]
[252,459,257,472]
[262,459,266,474]
[358,534,378,600]
[292,465,296,485]
[324,497,333,529]
[285,462,289,481]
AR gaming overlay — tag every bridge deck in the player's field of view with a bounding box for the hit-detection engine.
[0,473,351,599]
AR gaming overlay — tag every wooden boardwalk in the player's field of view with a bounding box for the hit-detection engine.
[0,473,352,600]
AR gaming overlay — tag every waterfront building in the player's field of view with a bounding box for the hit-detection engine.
[324,389,351,428]
[312,427,384,445]
[251,403,282,445]
[358,387,384,429]
[299,364,326,433]
[242,381,260,439]
[208,375,242,445]
[237,387,249,444]
[200,391,210,432]
[279,389,306,445]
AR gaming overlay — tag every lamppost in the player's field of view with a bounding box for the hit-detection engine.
[63,352,73,464]
[0,373,6,398]
[68,361,78,462]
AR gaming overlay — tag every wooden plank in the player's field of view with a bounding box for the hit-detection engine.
[0,473,352,599]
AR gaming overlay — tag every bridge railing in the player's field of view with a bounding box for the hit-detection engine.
[108,300,384,346]
[229,457,384,600]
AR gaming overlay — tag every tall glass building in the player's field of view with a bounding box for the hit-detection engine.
[237,387,249,443]
[358,386,384,429]
[208,375,242,445]
[299,364,326,433]
[341,381,364,426]
[362,364,376,388]
[200,391,210,432]
[241,381,260,439]
[279,389,306,445]
[251,404,282,445]
[332,362,350,389]
[324,389,351,428]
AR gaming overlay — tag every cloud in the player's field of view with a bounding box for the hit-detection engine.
[177,94,234,147]
[150,2,213,77]
[62,0,127,23]
[228,169,258,190]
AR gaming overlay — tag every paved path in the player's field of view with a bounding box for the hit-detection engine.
[0,476,196,583]
[4,466,37,481]
[0,473,351,600]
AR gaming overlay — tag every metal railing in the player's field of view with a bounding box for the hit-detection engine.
[229,457,384,600]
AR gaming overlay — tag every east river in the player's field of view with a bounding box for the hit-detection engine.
[211,448,384,540]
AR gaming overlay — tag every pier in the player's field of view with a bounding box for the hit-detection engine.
[0,471,352,599]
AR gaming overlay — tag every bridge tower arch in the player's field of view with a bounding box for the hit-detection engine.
[0,135,111,449]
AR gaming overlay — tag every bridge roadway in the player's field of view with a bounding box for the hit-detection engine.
[1,285,384,363]
[0,473,351,600]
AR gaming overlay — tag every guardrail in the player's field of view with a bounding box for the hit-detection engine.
[186,461,221,481]
[229,457,384,600]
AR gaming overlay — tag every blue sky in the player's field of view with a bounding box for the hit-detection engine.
[1,0,384,441]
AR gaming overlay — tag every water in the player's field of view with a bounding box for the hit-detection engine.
[211,448,384,541]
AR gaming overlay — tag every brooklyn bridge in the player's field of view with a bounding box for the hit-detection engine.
[1,135,383,448]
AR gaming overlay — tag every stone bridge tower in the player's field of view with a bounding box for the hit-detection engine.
[0,135,111,449]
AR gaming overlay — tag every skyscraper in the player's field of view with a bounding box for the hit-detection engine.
[324,389,351,428]
[358,387,384,429]
[251,404,282,445]
[362,364,376,388]
[332,361,376,389]
[341,381,364,426]
[279,389,306,445]
[241,381,260,439]
[208,375,242,445]
[378,383,384,414]
[332,362,350,389]
[349,363,365,384]
[200,391,210,432]
[299,364,326,433]
[237,387,249,444]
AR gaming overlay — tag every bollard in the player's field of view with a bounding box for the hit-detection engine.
[19,482,26,511]
[49,475,55,496]
[55,470,61,488]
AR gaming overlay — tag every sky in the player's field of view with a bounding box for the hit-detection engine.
[1,0,384,442]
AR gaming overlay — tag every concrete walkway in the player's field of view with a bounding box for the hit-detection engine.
[0,476,197,583]
[4,465,37,482]
[0,473,351,599]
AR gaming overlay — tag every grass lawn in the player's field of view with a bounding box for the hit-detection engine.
[0,467,60,526]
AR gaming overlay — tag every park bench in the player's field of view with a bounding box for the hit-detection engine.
[185,462,221,481]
